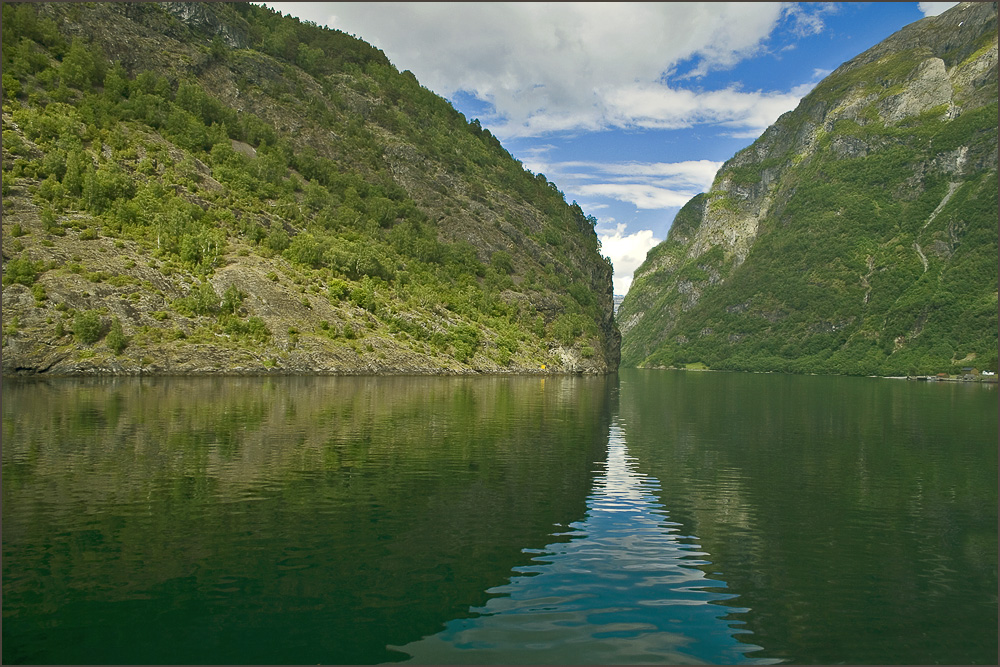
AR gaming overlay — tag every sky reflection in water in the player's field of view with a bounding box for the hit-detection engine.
[396,422,776,665]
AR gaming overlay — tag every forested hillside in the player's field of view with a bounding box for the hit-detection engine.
[619,2,997,376]
[1,2,619,375]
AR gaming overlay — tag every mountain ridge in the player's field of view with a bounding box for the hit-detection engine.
[619,1,998,376]
[1,2,620,376]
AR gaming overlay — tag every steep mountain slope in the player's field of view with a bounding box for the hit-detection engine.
[1,2,619,375]
[619,2,997,376]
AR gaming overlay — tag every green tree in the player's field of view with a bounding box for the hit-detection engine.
[73,310,103,344]
[491,250,514,275]
[2,255,43,286]
[221,285,246,316]
[60,38,103,90]
[2,72,21,99]
[172,282,220,317]
[103,63,129,101]
[62,149,86,197]
[106,316,128,354]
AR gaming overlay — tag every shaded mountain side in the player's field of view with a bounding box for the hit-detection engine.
[1,2,620,376]
[619,1,997,376]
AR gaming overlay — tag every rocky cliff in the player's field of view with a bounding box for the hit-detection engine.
[619,2,997,376]
[1,2,619,376]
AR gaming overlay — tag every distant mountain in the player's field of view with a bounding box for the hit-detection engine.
[1,2,619,376]
[619,2,997,376]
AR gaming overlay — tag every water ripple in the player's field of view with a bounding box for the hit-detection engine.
[395,423,777,664]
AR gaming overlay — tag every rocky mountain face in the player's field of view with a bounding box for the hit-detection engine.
[1,2,619,376]
[619,2,997,376]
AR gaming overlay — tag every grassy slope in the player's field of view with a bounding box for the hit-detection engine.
[1,2,618,375]
[619,5,997,376]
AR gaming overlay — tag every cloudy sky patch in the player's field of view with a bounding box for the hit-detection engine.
[598,224,663,295]
[917,2,959,17]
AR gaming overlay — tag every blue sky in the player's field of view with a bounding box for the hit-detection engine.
[265,2,958,294]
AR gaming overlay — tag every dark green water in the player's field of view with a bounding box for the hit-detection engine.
[2,371,996,664]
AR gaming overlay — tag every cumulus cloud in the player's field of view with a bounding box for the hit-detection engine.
[598,223,662,295]
[511,154,724,294]
[782,2,838,37]
[268,2,827,139]
[599,83,810,135]
[577,184,694,210]
[520,158,722,211]
[917,2,959,17]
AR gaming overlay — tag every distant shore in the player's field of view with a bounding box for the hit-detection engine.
[643,365,998,383]
[898,374,998,384]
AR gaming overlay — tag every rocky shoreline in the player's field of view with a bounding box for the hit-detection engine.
[0,333,610,377]
[901,374,998,384]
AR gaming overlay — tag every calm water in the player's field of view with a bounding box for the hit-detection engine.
[2,371,996,665]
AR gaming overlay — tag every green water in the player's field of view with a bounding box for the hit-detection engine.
[2,371,996,664]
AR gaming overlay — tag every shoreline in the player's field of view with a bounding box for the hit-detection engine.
[639,365,998,383]
[0,340,616,378]
[6,366,995,383]
[898,374,998,384]
[0,365,613,379]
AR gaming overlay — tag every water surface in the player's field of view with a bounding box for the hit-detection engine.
[2,371,996,664]
[397,422,772,664]
[618,371,998,665]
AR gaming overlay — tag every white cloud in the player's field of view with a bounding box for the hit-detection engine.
[917,2,958,17]
[782,2,838,37]
[599,83,809,135]
[527,158,722,294]
[577,184,694,210]
[267,2,822,139]
[586,160,722,181]
[560,159,722,187]
[529,158,722,211]
[598,223,663,295]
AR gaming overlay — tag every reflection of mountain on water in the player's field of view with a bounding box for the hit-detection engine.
[395,423,777,665]
[2,376,615,665]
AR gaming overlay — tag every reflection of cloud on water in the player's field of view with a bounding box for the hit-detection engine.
[394,423,777,664]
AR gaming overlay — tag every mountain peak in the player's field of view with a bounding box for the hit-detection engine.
[619,1,997,375]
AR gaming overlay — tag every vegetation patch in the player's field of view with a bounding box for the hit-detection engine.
[619,12,998,376]
[1,1,617,374]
